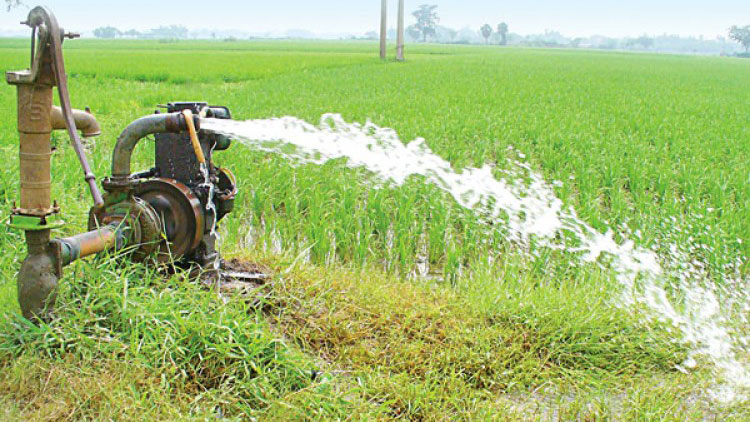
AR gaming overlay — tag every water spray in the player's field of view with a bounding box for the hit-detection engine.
[204,114,750,402]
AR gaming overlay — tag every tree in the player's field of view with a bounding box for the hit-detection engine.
[497,22,509,45]
[148,25,189,40]
[123,29,141,39]
[411,4,439,42]
[637,35,654,49]
[5,0,21,11]
[480,24,493,44]
[406,25,421,42]
[93,26,121,39]
[627,35,654,49]
[729,25,750,53]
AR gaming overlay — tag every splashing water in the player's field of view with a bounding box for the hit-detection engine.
[202,114,749,402]
[199,157,221,277]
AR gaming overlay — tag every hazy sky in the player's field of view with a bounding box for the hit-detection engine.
[1,1,747,38]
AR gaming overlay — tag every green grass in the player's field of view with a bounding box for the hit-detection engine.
[0,39,748,420]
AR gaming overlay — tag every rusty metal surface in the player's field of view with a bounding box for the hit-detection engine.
[17,229,57,321]
[134,178,204,260]
[44,7,103,206]
[111,112,193,180]
[51,105,100,137]
[15,83,53,214]
[18,129,52,213]
[8,6,103,205]
[88,197,162,262]
[154,132,211,186]
[8,7,104,322]
[9,6,102,216]
[58,225,118,259]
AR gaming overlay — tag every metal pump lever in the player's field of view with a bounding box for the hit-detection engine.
[23,7,104,206]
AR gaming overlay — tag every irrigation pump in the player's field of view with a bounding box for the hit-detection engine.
[6,7,239,320]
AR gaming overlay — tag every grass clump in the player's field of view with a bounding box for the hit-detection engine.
[259,251,705,420]
[0,256,327,418]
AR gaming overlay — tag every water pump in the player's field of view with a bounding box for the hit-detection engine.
[6,7,238,320]
[95,101,237,268]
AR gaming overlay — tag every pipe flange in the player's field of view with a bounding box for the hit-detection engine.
[8,213,65,231]
[101,177,135,194]
[130,197,162,261]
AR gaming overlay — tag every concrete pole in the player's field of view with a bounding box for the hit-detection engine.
[380,0,387,59]
[396,0,405,61]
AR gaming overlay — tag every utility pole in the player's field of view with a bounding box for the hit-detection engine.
[396,0,405,61]
[380,0,387,59]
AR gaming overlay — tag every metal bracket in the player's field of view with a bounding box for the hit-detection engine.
[7,213,65,231]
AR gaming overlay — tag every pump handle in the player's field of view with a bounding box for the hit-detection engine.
[24,7,104,206]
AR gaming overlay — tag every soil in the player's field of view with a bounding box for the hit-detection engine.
[200,258,272,301]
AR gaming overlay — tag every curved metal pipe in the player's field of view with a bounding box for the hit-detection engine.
[51,106,101,138]
[111,112,198,180]
[182,109,205,164]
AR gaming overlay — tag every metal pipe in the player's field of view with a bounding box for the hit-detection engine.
[16,83,54,215]
[182,109,205,164]
[55,223,125,265]
[110,112,196,180]
[51,106,101,138]
[16,223,129,320]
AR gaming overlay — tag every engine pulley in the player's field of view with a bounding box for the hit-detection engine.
[133,178,204,262]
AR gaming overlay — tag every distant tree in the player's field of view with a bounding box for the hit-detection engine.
[365,31,378,40]
[626,35,654,49]
[406,25,422,42]
[93,26,121,39]
[123,29,141,38]
[4,0,21,11]
[729,25,750,53]
[436,25,457,43]
[637,35,654,49]
[411,4,439,42]
[497,22,509,45]
[148,25,189,40]
[480,24,493,44]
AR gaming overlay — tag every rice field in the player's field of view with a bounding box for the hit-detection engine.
[0,39,748,420]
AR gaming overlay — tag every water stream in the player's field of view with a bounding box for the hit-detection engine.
[202,114,749,402]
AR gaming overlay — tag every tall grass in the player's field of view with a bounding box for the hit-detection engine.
[0,41,747,278]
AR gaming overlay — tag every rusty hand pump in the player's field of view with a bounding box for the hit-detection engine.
[7,7,237,321]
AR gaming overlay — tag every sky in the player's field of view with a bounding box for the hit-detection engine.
[1,0,748,39]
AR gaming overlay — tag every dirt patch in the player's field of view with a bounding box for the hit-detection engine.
[199,259,273,302]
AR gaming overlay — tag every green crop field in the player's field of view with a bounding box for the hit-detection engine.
[0,39,748,421]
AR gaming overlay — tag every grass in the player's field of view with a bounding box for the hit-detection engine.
[0,39,748,420]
